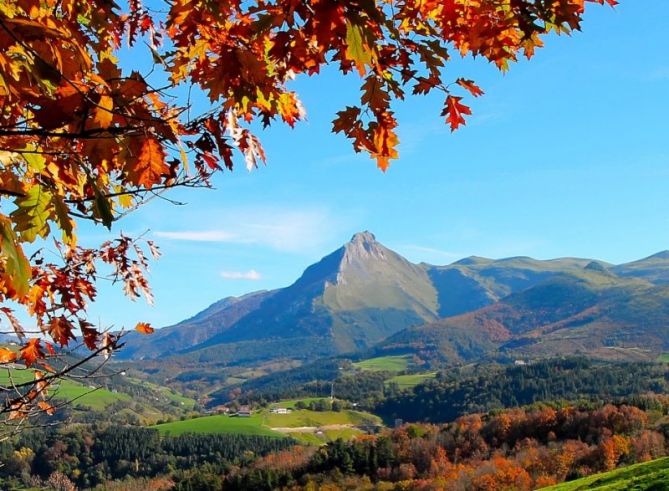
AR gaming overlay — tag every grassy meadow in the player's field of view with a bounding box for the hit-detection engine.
[152,413,283,438]
[386,371,437,389]
[151,400,382,444]
[541,457,669,490]
[352,355,412,372]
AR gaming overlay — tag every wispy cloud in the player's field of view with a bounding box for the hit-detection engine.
[220,269,262,280]
[154,207,346,253]
[396,244,464,264]
[648,67,669,81]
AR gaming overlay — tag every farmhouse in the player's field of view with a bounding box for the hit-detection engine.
[270,407,292,414]
[236,405,252,417]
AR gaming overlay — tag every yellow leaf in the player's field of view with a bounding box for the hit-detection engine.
[346,22,375,76]
[91,95,114,129]
[0,215,31,297]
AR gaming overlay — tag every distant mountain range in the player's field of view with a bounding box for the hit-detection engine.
[118,232,669,366]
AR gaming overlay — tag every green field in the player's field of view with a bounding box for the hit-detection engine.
[287,428,364,445]
[353,355,412,372]
[0,368,130,410]
[264,408,381,427]
[152,405,381,443]
[541,457,669,490]
[386,372,437,389]
[152,414,283,437]
[656,353,669,363]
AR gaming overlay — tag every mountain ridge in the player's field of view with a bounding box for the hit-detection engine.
[119,232,669,368]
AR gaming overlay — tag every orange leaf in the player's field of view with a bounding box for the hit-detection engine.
[38,401,55,415]
[48,317,76,347]
[44,341,56,355]
[91,95,114,129]
[34,370,48,398]
[132,138,169,187]
[20,339,44,367]
[456,78,484,97]
[0,347,17,363]
[135,322,154,334]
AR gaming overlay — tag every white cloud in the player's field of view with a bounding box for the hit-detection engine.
[220,270,262,280]
[153,207,345,253]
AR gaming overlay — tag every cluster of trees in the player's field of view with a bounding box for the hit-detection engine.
[226,400,669,490]
[0,425,294,489]
[377,358,669,423]
[224,358,669,423]
[209,359,345,406]
[293,399,350,412]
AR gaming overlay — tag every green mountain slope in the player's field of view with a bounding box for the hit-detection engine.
[375,268,669,363]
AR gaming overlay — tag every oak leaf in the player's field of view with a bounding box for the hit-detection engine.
[0,216,31,298]
[456,79,484,97]
[443,96,472,131]
[132,137,169,187]
[91,94,114,129]
[48,317,76,347]
[20,339,45,367]
[135,322,155,334]
[0,348,17,364]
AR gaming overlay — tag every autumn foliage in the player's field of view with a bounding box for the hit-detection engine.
[228,401,668,490]
[0,0,615,422]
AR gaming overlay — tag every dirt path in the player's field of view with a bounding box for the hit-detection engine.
[270,424,354,433]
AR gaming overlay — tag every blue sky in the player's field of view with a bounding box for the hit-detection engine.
[76,1,669,329]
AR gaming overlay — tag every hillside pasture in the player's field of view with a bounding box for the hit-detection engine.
[152,414,283,438]
[541,457,669,490]
[264,408,381,428]
[353,355,412,372]
[386,372,437,389]
[151,405,381,444]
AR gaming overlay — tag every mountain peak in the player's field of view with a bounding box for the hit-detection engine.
[343,231,384,262]
[349,230,377,244]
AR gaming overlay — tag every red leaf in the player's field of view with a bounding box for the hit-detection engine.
[80,323,100,351]
[442,96,472,131]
